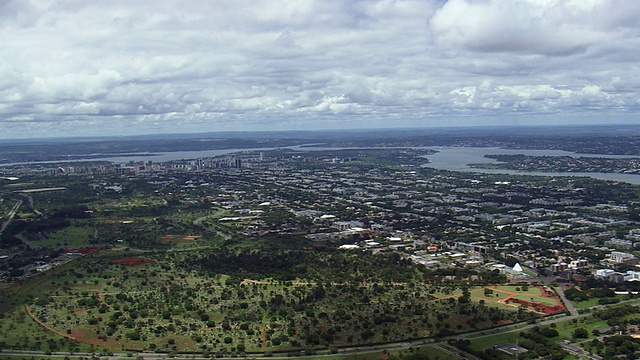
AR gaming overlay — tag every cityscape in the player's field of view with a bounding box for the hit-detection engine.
[1,127,640,359]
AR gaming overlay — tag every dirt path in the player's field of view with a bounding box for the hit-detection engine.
[98,283,115,311]
[484,286,518,295]
[240,279,270,286]
[25,303,77,341]
[260,327,268,349]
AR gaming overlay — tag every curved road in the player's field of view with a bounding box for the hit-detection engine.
[193,210,232,240]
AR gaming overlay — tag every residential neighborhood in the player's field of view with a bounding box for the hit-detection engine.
[3,147,639,291]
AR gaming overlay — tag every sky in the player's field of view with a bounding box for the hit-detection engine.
[1,0,639,139]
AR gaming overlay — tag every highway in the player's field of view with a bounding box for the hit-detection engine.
[0,199,22,235]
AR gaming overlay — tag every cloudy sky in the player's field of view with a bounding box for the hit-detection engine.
[1,0,639,139]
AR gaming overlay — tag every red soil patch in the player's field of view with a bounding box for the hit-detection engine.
[182,235,201,241]
[503,286,566,315]
[113,257,154,267]
[540,286,555,298]
[494,286,566,316]
[506,297,565,315]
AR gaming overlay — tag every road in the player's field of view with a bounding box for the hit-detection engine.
[559,341,603,360]
[431,343,480,360]
[0,199,22,235]
[22,194,43,215]
[192,209,231,226]
[555,285,579,316]
[192,210,232,239]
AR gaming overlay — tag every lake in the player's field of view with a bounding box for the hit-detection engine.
[421,146,640,184]
[3,145,640,185]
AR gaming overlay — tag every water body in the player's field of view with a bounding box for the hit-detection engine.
[422,147,640,185]
[0,148,274,167]
[3,144,640,185]
[291,145,640,184]
[95,148,273,163]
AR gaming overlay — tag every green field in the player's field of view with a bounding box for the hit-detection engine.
[571,297,601,309]
[32,226,96,247]
[467,331,522,352]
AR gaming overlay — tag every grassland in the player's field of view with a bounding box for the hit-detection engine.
[0,244,555,356]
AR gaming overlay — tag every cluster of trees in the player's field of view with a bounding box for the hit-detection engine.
[186,245,421,284]
[23,245,528,354]
[592,305,640,329]
[565,286,617,303]
[586,335,640,359]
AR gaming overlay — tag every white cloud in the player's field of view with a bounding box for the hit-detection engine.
[429,0,638,56]
[0,0,639,138]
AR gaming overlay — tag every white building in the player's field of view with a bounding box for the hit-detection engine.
[624,271,640,282]
[568,259,589,269]
[338,244,360,250]
[595,269,615,278]
[610,251,637,263]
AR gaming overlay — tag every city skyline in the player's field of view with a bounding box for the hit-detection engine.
[1,0,639,139]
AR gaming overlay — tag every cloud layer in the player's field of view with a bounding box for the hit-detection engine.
[1,0,639,138]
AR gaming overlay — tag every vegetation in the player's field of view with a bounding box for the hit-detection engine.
[3,129,640,358]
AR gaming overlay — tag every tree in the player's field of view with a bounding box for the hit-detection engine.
[572,327,588,339]
[126,330,141,341]
[540,328,559,338]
